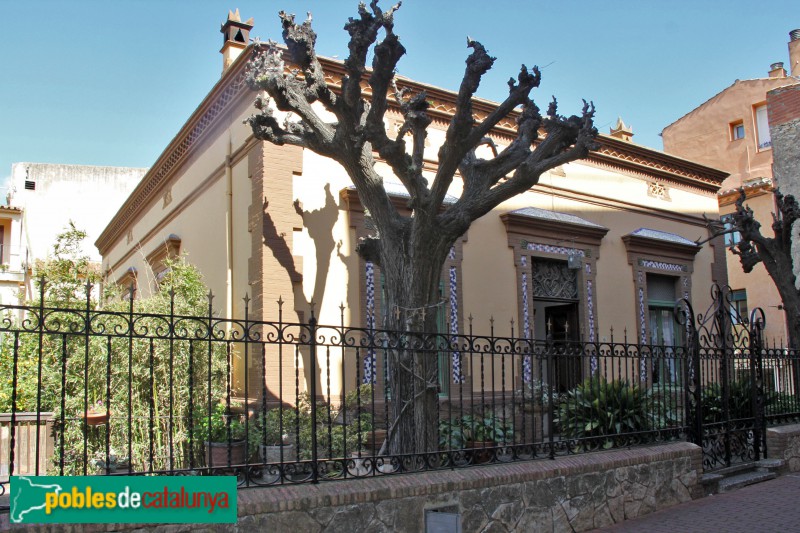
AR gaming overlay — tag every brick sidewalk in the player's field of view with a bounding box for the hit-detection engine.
[594,474,800,533]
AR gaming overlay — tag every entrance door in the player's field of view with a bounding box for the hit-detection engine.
[545,303,581,392]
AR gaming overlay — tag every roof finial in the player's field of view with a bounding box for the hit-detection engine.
[609,116,634,142]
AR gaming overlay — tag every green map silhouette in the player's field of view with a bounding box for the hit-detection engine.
[10,476,63,523]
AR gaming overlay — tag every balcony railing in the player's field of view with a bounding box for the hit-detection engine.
[0,244,27,274]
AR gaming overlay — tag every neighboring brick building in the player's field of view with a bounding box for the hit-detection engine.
[767,82,800,285]
[662,30,800,343]
[768,83,800,193]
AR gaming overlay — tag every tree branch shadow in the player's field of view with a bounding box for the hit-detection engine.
[262,183,340,400]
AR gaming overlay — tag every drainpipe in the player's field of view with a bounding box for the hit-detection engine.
[225,136,234,322]
[745,145,752,183]
[22,207,33,301]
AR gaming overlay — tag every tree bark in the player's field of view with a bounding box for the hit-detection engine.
[375,222,454,456]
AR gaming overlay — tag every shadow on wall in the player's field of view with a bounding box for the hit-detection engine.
[261,182,343,398]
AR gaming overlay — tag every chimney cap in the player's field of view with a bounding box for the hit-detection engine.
[769,61,786,77]
[221,8,254,35]
[609,117,634,141]
[791,29,800,41]
[221,9,254,73]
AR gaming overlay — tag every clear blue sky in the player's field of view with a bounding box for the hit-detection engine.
[1,1,797,189]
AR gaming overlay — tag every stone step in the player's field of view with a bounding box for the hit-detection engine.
[718,470,777,493]
[701,459,785,495]
[755,458,785,473]
[713,461,757,477]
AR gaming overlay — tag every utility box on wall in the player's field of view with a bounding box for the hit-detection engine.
[425,507,461,533]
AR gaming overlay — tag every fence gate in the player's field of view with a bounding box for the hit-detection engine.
[681,284,767,472]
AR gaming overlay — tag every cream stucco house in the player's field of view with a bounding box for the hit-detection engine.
[96,12,728,400]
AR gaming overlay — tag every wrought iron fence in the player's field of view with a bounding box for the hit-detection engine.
[0,282,798,511]
[682,285,800,470]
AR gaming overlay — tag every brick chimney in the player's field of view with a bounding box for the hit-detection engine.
[769,62,786,78]
[609,117,634,142]
[790,29,800,78]
[220,9,253,74]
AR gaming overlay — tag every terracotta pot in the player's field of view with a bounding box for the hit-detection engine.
[205,440,246,467]
[84,410,110,426]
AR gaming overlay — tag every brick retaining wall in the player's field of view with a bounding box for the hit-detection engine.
[239,443,702,532]
[7,442,702,532]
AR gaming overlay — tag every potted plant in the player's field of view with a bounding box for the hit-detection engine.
[195,401,247,467]
[439,414,513,464]
[250,408,296,464]
[83,400,110,426]
[291,391,375,461]
[519,379,563,410]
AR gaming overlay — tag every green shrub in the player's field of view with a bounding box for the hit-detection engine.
[647,383,684,429]
[438,413,513,449]
[769,392,800,416]
[285,385,375,460]
[249,406,293,451]
[0,227,228,475]
[701,378,779,423]
[194,402,246,443]
[555,378,666,449]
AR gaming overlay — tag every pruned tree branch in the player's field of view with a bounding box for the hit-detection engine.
[278,11,337,109]
[245,42,336,154]
[701,188,800,347]
[245,0,603,455]
[247,1,598,249]
[429,44,545,210]
[449,99,598,226]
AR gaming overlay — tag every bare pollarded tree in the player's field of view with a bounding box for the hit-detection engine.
[704,189,800,349]
[245,1,598,455]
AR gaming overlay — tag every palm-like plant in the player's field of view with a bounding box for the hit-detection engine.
[555,378,664,450]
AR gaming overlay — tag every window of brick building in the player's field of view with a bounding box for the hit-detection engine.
[730,121,745,141]
[754,104,771,150]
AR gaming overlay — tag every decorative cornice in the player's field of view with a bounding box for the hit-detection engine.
[718,179,774,206]
[529,181,710,228]
[501,211,609,246]
[96,53,252,255]
[590,136,727,192]
[622,232,700,263]
[98,43,727,256]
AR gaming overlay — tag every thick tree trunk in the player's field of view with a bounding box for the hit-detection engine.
[751,242,800,389]
[782,300,800,350]
[243,3,598,460]
[379,223,454,458]
[754,242,800,350]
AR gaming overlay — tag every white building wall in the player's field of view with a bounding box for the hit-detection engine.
[9,163,147,263]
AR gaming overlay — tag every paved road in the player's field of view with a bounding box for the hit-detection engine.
[594,474,800,533]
